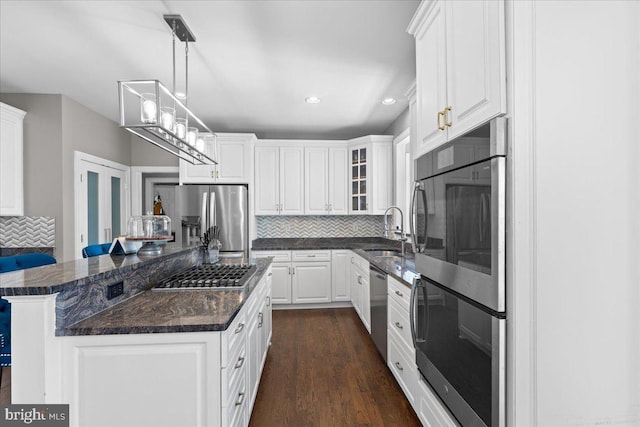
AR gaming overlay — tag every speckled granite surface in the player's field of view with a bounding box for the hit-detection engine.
[252,237,418,287]
[61,258,271,336]
[0,243,201,296]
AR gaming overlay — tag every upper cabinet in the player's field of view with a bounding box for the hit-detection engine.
[0,102,26,216]
[304,146,348,215]
[348,136,392,215]
[180,133,255,184]
[255,145,304,215]
[408,0,506,158]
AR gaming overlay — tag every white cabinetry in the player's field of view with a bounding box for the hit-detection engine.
[0,102,26,216]
[304,146,348,215]
[180,133,254,184]
[254,146,304,215]
[349,252,370,332]
[252,250,292,304]
[348,136,392,214]
[386,275,457,427]
[331,250,350,302]
[291,250,331,304]
[408,0,506,158]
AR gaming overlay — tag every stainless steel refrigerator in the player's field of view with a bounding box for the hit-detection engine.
[174,184,248,258]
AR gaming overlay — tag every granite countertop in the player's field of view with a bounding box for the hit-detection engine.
[252,237,419,287]
[0,243,199,296]
[60,257,271,336]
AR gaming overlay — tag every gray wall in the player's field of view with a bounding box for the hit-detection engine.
[131,135,178,166]
[0,93,133,261]
[383,107,410,137]
[0,94,64,258]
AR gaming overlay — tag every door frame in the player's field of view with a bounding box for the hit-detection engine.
[74,151,130,258]
[130,166,179,216]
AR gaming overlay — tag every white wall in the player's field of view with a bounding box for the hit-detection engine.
[508,1,640,425]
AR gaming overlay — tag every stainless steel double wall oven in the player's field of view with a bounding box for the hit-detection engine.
[410,118,507,427]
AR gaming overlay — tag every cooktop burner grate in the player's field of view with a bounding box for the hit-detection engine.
[154,264,257,290]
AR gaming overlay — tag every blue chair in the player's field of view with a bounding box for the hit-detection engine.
[82,243,112,258]
[0,253,56,387]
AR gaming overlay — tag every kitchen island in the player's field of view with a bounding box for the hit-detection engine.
[0,244,273,427]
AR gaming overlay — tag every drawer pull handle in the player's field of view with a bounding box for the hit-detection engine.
[268,272,272,277]
[308,254,316,257]
[235,392,245,406]
[234,322,245,334]
[395,361,404,372]
[266,296,271,306]
[235,356,245,369]
[258,312,264,327]
[395,321,403,330]
[395,290,403,297]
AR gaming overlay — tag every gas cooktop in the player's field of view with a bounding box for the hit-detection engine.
[154,264,257,290]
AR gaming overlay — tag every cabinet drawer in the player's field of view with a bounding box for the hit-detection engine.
[292,250,331,262]
[221,310,247,367]
[388,275,412,311]
[350,252,369,274]
[388,331,418,405]
[221,341,246,403]
[222,369,246,426]
[388,297,415,358]
[252,250,291,262]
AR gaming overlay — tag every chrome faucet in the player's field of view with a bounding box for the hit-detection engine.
[383,206,407,258]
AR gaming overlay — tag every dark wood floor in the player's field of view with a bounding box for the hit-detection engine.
[0,367,10,404]
[0,309,421,426]
[249,308,421,427]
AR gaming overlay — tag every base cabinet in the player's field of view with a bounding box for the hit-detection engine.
[349,252,370,333]
[387,276,457,427]
[331,250,350,301]
[59,268,272,427]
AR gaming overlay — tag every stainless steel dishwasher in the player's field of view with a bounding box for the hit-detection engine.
[370,264,388,362]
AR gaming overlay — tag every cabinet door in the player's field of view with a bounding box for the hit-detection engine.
[280,147,304,215]
[370,143,392,214]
[304,147,329,215]
[349,145,369,213]
[331,251,350,301]
[328,147,349,214]
[262,287,272,367]
[216,135,251,183]
[349,260,362,317]
[179,152,216,184]
[254,146,280,215]
[270,263,292,304]
[246,308,261,411]
[415,0,447,155]
[292,262,331,304]
[0,103,25,216]
[445,0,506,140]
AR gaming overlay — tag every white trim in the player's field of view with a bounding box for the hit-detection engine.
[506,1,537,425]
[74,151,130,259]
[130,166,179,217]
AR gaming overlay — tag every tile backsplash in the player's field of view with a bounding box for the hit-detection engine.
[0,216,55,247]
[257,215,385,238]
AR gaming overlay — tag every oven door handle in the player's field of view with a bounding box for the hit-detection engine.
[410,275,418,349]
[409,181,422,253]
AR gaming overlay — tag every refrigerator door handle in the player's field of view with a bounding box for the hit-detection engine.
[201,192,208,238]
[209,191,216,236]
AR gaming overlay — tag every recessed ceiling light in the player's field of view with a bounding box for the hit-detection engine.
[382,97,397,105]
[305,96,321,104]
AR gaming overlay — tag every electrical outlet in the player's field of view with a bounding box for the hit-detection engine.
[107,281,124,300]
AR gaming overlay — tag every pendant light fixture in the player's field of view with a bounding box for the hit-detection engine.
[117,15,217,165]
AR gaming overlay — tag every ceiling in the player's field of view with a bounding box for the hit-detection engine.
[0,0,419,140]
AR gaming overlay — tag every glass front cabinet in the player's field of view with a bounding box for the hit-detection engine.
[348,136,392,215]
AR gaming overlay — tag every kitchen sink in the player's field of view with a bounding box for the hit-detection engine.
[363,249,403,257]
